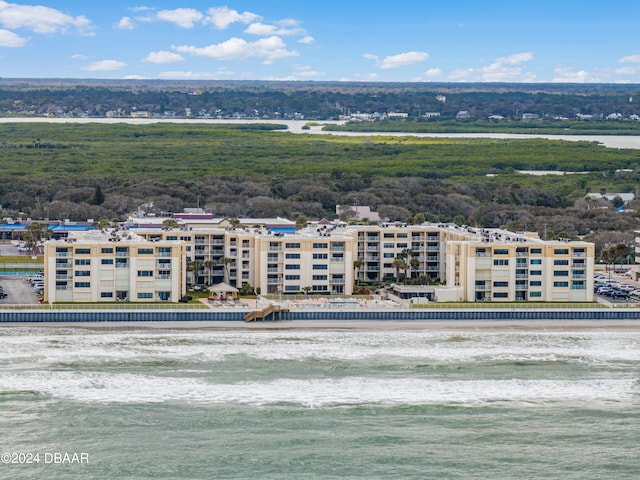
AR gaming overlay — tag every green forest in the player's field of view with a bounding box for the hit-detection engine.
[1,122,639,252]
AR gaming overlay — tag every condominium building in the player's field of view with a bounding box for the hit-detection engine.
[445,228,594,302]
[43,230,186,303]
[43,221,594,303]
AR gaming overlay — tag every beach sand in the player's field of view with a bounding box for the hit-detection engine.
[2,319,640,332]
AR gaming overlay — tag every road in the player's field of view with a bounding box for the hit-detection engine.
[0,277,41,305]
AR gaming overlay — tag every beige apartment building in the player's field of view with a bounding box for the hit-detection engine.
[43,221,595,303]
[43,230,186,303]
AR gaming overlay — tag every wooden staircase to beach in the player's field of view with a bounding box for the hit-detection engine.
[244,304,288,322]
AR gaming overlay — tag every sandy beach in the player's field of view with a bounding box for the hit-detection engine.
[3,319,640,332]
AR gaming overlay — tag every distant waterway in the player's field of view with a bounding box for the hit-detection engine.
[3,117,640,149]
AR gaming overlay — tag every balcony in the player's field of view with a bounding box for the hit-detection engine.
[516,273,528,279]
[572,252,586,258]
[572,274,586,280]
[156,262,172,269]
[156,274,172,280]
[571,263,586,269]
[115,263,129,269]
[267,279,282,285]
[330,279,345,284]
[268,246,283,252]
[475,285,490,291]
[476,252,491,257]
[267,268,282,273]
[55,252,72,258]
[330,247,345,252]
[115,252,129,257]
[55,274,73,280]
[516,252,529,257]
[427,246,439,252]
[55,262,70,269]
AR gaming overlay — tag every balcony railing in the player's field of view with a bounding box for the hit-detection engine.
[572,252,586,258]
[55,252,73,258]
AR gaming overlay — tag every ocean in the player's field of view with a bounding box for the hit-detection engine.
[1,325,639,479]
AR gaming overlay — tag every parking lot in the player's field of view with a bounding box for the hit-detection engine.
[0,277,41,305]
[594,269,640,305]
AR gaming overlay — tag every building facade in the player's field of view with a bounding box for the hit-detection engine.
[44,222,595,303]
[43,230,186,303]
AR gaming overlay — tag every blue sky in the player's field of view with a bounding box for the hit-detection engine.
[1,0,640,83]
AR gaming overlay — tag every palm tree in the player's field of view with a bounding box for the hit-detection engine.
[187,260,203,285]
[203,259,217,286]
[219,257,232,283]
[353,259,364,287]
[392,257,408,283]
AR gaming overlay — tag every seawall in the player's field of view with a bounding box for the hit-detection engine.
[2,308,640,323]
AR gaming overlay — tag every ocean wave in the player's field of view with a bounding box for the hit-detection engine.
[0,371,636,407]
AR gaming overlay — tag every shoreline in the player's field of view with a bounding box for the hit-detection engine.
[2,319,640,332]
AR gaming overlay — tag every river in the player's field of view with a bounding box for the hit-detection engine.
[2,117,640,149]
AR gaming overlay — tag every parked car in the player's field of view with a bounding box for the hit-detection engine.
[618,285,636,293]
[611,291,629,300]
[598,287,614,296]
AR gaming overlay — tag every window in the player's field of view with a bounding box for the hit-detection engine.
[75,271,91,277]
[74,282,90,288]
[530,270,542,276]
[285,264,300,270]
[56,247,69,253]
[138,248,154,255]
[166,236,178,241]
[530,291,542,297]
[157,291,170,301]
[554,248,569,255]
[312,243,328,249]
[494,249,509,255]
[383,233,395,238]
[285,242,300,249]
[493,281,509,287]
[397,243,408,248]
[530,281,542,286]
[554,271,569,277]
[285,285,300,292]
[493,292,508,298]
[312,285,328,292]
[75,259,90,265]
[531,259,542,265]
[101,259,113,265]
[75,248,90,255]
[397,233,408,238]
[313,264,328,270]
[285,275,300,280]
[101,247,113,254]
[493,259,509,266]
[285,253,301,259]
[137,292,153,299]
[383,243,394,248]
[312,275,328,281]
[383,253,394,258]
[554,259,569,265]
[554,281,569,287]
[531,248,542,254]
[100,292,113,298]
[137,270,153,277]
[312,253,328,259]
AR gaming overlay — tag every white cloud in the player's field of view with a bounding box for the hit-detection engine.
[157,8,203,28]
[448,53,535,82]
[352,72,379,80]
[82,60,126,71]
[0,28,26,46]
[129,6,150,13]
[365,51,429,69]
[244,22,303,36]
[0,0,93,35]
[619,54,640,63]
[496,52,533,64]
[124,74,147,79]
[158,69,236,79]
[552,66,590,83]
[173,36,298,63]
[205,6,261,30]
[424,68,442,78]
[298,36,314,44]
[615,66,639,75]
[449,68,474,80]
[115,16,134,30]
[291,65,324,78]
[143,50,184,64]
[71,53,87,60]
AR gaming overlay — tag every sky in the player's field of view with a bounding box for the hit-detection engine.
[1,0,640,83]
